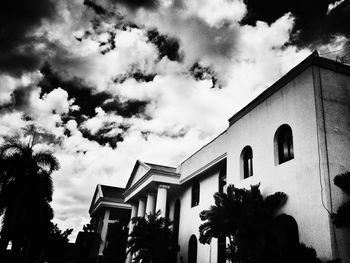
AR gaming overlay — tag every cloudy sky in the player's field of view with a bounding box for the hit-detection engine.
[0,0,349,240]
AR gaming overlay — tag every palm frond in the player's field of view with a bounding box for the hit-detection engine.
[334,172,350,195]
[34,152,60,173]
[265,192,287,213]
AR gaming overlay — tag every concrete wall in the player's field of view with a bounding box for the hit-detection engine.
[174,66,343,262]
[317,66,350,261]
[225,67,333,260]
[159,63,350,263]
[169,167,222,263]
[177,131,227,181]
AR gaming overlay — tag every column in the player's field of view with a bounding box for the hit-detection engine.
[155,184,170,218]
[99,209,110,255]
[129,203,138,231]
[137,198,146,217]
[125,203,138,263]
[145,193,156,215]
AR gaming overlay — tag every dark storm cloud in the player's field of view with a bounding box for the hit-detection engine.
[0,85,35,113]
[189,62,221,89]
[38,63,150,148]
[242,0,350,47]
[107,0,159,10]
[83,0,139,55]
[113,68,156,84]
[39,64,150,122]
[0,0,57,76]
[80,126,124,149]
[147,29,183,62]
[84,1,182,60]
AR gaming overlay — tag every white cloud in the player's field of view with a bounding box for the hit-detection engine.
[327,0,345,14]
[184,0,247,27]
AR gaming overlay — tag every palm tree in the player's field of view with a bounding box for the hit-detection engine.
[333,172,350,228]
[0,138,59,260]
[127,211,178,263]
[199,183,287,263]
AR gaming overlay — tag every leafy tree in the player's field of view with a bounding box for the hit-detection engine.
[83,218,95,233]
[127,211,178,263]
[333,172,350,228]
[199,183,288,263]
[41,223,73,263]
[0,138,59,261]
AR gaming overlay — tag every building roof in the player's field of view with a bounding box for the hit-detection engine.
[100,184,125,199]
[124,160,178,191]
[228,51,350,126]
[144,162,177,173]
[89,184,129,215]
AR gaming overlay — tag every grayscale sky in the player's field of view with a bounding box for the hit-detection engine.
[0,0,349,240]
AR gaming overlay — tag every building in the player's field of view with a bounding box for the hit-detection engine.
[88,184,131,262]
[92,52,350,263]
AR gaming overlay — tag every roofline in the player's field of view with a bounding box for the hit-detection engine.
[179,129,227,166]
[123,169,180,199]
[89,197,130,215]
[228,51,350,126]
[144,162,177,170]
[88,184,103,213]
[124,160,151,190]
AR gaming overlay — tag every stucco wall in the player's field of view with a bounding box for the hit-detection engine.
[177,131,227,181]
[169,167,221,263]
[164,63,350,263]
[318,66,350,261]
[225,67,334,260]
[174,66,340,262]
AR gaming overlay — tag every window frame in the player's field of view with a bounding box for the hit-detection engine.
[274,124,294,165]
[241,146,253,179]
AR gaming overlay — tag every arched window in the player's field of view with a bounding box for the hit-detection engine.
[274,124,294,164]
[241,146,253,179]
[191,181,200,207]
[188,235,197,263]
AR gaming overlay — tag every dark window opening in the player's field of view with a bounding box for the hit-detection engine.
[219,165,227,193]
[275,124,294,164]
[241,146,253,179]
[188,235,197,263]
[191,181,200,207]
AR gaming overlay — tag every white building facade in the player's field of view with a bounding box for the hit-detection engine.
[123,52,350,263]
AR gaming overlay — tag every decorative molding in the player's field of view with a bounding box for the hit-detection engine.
[180,152,227,183]
[158,184,170,189]
[90,199,131,215]
[124,169,180,199]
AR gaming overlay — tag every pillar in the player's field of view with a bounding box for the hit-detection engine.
[145,193,156,215]
[99,209,110,255]
[125,203,138,263]
[137,198,146,217]
[129,203,138,232]
[155,185,170,218]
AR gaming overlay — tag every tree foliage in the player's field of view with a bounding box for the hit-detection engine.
[41,223,73,263]
[199,183,288,263]
[0,138,59,261]
[333,172,350,228]
[127,211,178,263]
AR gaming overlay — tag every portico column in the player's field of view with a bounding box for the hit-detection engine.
[125,203,138,263]
[145,193,156,215]
[99,209,110,255]
[155,184,170,218]
[129,203,138,232]
[137,198,146,217]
